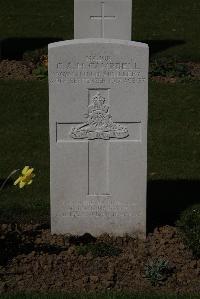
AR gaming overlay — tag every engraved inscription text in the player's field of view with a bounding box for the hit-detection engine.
[50,55,146,85]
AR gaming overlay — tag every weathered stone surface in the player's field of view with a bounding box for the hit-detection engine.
[48,39,148,237]
[74,0,132,40]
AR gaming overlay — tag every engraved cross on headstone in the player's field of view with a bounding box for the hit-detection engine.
[74,0,132,40]
[90,2,116,38]
[57,90,140,196]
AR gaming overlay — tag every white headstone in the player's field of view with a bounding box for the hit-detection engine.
[49,39,148,237]
[74,0,132,40]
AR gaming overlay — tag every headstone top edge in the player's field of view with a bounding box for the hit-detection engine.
[48,39,148,49]
[74,0,132,2]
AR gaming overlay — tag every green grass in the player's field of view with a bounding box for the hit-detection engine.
[0,80,49,223]
[133,0,200,61]
[148,81,200,180]
[0,80,199,223]
[0,0,73,39]
[1,294,200,299]
[0,0,200,60]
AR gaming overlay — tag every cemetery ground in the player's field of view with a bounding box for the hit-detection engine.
[0,79,200,295]
[0,0,200,297]
[1,295,200,299]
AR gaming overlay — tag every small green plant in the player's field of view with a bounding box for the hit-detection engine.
[77,242,122,257]
[32,65,48,79]
[176,204,200,257]
[144,257,172,286]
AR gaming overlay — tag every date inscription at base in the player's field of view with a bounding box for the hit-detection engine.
[62,195,135,218]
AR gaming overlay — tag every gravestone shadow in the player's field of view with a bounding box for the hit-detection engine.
[0,225,65,266]
[0,38,186,60]
[0,37,63,60]
[147,179,200,233]
[138,40,185,57]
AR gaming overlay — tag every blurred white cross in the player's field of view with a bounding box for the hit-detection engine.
[90,2,116,37]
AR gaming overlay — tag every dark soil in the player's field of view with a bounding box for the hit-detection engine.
[151,62,200,83]
[0,60,36,80]
[0,224,199,295]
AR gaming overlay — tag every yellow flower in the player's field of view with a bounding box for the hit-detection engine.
[14,166,35,189]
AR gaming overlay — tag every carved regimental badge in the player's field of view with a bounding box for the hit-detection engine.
[70,92,129,140]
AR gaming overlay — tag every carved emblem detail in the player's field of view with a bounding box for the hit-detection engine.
[70,92,129,140]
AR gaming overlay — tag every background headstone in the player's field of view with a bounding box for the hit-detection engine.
[49,39,148,237]
[74,0,132,40]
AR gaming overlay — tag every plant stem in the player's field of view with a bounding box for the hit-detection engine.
[0,169,20,191]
